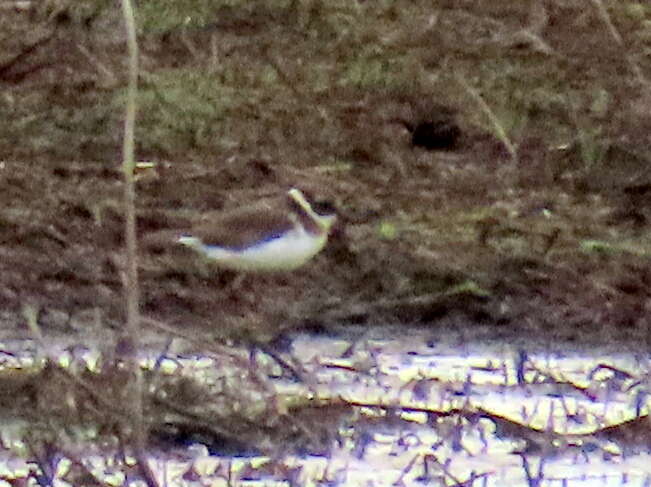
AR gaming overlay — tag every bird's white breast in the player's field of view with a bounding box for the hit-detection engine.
[184,226,327,272]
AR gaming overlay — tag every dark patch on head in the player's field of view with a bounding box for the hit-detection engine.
[311,200,337,217]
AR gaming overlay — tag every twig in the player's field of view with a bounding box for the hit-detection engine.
[454,73,518,163]
[118,1,157,486]
[76,43,118,87]
[119,0,140,352]
[590,0,649,88]
[0,28,56,81]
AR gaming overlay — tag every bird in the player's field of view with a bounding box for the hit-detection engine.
[176,188,337,272]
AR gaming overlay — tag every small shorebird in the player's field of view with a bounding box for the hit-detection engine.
[177,188,337,272]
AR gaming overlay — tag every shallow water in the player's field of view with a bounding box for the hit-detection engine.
[0,326,650,486]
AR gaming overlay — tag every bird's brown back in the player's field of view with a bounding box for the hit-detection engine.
[188,204,295,250]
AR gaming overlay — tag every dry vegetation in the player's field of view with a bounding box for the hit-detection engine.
[1,0,651,482]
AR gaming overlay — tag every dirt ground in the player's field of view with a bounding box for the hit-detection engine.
[2,0,651,348]
[1,0,651,476]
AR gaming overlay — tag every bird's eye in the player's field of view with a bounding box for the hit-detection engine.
[312,201,336,215]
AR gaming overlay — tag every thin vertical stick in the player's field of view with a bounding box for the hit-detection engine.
[120,0,139,339]
[119,1,156,486]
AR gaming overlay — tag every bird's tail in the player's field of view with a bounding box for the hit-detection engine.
[177,235,203,251]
